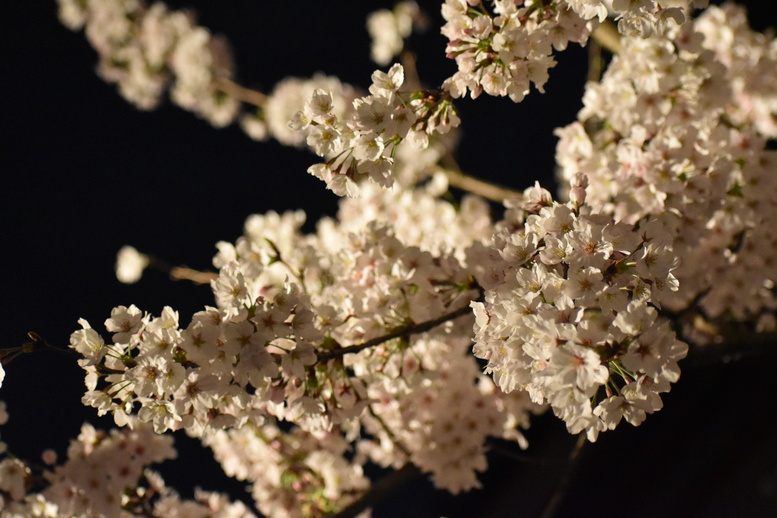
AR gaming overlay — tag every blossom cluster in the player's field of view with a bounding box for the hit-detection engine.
[694,3,777,138]
[358,334,541,493]
[57,0,239,125]
[367,1,425,66]
[210,197,540,494]
[0,413,253,517]
[441,0,594,102]
[441,0,707,103]
[205,423,368,518]
[471,179,687,441]
[7,1,772,516]
[71,284,323,437]
[291,64,461,196]
[241,75,359,146]
[598,0,710,37]
[555,4,777,330]
[67,181,548,499]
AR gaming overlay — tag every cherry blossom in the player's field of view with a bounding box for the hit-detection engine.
[2,1,775,515]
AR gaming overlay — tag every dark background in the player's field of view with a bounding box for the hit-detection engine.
[1,1,776,517]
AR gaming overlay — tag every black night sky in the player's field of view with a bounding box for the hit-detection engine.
[2,1,776,517]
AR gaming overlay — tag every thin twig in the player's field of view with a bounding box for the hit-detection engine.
[443,167,524,203]
[587,30,603,83]
[400,51,422,92]
[369,404,412,457]
[331,464,421,518]
[212,77,267,107]
[316,303,474,363]
[29,332,80,359]
[590,19,622,54]
[539,433,587,518]
[440,152,523,203]
[685,330,777,368]
[169,266,218,285]
[487,438,568,466]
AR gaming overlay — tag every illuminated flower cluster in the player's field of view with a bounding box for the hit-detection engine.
[471,180,687,440]
[594,0,708,37]
[359,334,541,493]
[441,0,707,103]
[441,0,592,102]
[0,415,254,517]
[4,2,770,516]
[65,181,546,494]
[40,421,176,517]
[555,5,777,327]
[72,283,325,436]
[292,64,460,196]
[57,0,239,125]
[367,1,425,65]
[241,74,360,145]
[694,3,777,138]
[206,423,368,518]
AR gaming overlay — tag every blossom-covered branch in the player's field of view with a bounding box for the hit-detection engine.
[2,1,775,516]
[316,301,476,362]
[292,64,461,196]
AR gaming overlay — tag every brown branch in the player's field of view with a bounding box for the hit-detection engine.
[442,167,524,203]
[590,19,622,54]
[212,77,267,107]
[400,51,422,92]
[316,303,474,363]
[368,404,412,458]
[169,266,218,285]
[540,433,587,518]
[587,30,604,83]
[331,463,421,518]
[440,151,523,203]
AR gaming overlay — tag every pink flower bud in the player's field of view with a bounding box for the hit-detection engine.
[570,172,588,206]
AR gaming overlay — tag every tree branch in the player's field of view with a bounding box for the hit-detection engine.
[316,303,474,363]
[590,19,622,54]
[432,14,620,204]
[539,433,587,518]
[587,30,604,83]
[439,151,523,203]
[685,329,777,368]
[442,166,524,203]
[169,266,218,285]
[331,464,421,518]
[212,77,267,107]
